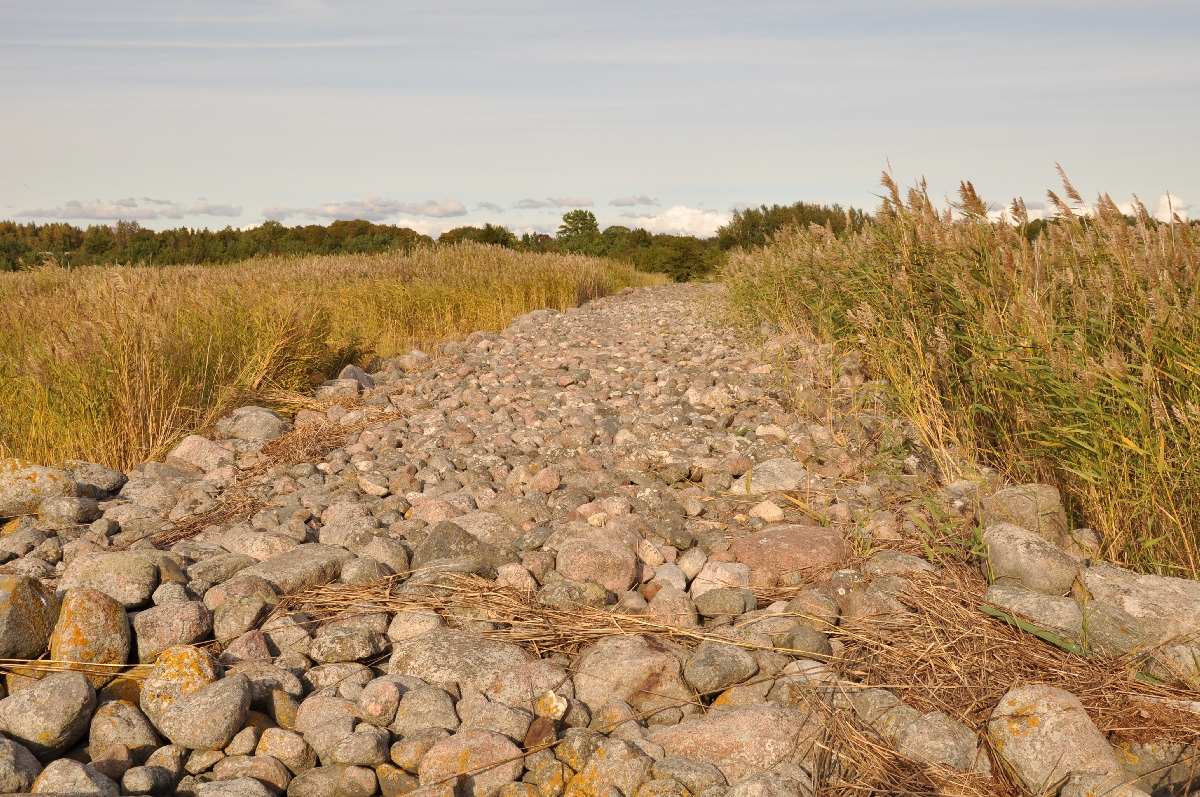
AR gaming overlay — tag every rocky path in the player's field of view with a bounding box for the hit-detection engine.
[1,284,1198,797]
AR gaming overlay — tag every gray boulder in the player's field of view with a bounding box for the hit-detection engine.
[683,639,759,694]
[983,523,1079,596]
[157,673,252,751]
[216,407,292,442]
[984,584,1084,645]
[0,459,78,518]
[0,736,42,793]
[0,574,60,658]
[979,483,1070,548]
[388,628,533,692]
[0,670,97,758]
[30,758,118,795]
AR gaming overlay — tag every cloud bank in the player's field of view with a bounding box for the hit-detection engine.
[263,195,467,222]
[609,195,658,207]
[512,197,593,210]
[620,205,730,238]
[18,197,242,221]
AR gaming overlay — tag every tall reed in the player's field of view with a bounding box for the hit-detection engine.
[725,173,1200,575]
[0,245,657,471]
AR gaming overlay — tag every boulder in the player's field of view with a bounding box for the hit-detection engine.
[0,459,78,518]
[729,458,811,494]
[573,635,695,718]
[49,587,131,687]
[388,628,534,692]
[418,730,523,797]
[978,483,1071,548]
[648,706,823,782]
[0,671,97,758]
[983,523,1079,596]
[236,545,356,595]
[555,537,638,592]
[216,407,292,442]
[165,436,235,474]
[157,673,252,751]
[30,758,118,795]
[0,574,60,658]
[728,525,848,580]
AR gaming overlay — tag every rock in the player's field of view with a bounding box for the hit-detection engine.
[978,483,1070,548]
[454,511,524,550]
[198,776,276,797]
[89,700,161,763]
[388,628,534,692]
[556,537,638,592]
[0,574,60,659]
[308,628,389,664]
[748,500,785,523]
[121,764,177,795]
[648,706,822,782]
[1060,772,1153,797]
[387,609,445,643]
[327,727,389,767]
[537,575,608,610]
[236,545,357,595]
[862,550,935,577]
[0,459,78,518]
[49,587,131,687]
[60,552,160,609]
[0,670,96,758]
[530,468,561,494]
[389,686,460,736]
[728,526,847,581]
[983,585,1084,644]
[287,764,377,797]
[724,771,809,797]
[411,521,508,571]
[158,673,252,750]
[651,757,727,795]
[256,728,317,775]
[729,458,811,494]
[217,407,293,442]
[988,685,1123,793]
[574,635,695,718]
[166,436,236,474]
[0,736,42,793]
[459,701,533,743]
[689,561,750,599]
[563,737,651,797]
[30,758,119,795]
[694,588,750,618]
[645,585,700,628]
[338,364,376,391]
[90,743,135,781]
[140,645,221,726]
[983,523,1079,596]
[419,730,523,797]
[293,696,358,760]
[64,460,129,496]
[134,601,214,662]
[212,754,294,793]
[683,640,758,694]
[780,626,832,658]
[40,495,103,524]
[896,711,981,772]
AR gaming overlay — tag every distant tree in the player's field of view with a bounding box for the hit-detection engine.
[717,201,867,250]
[439,224,518,248]
[557,210,600,239]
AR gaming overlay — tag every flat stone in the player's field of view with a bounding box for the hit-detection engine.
[729,458,811,494]
[419,730,523,797]
[728,525,848,580]
[0,574,61,658]
[648,706,823,782]
[158,673,252,750]
[49,587,131,687]
[388,628,534,692]
[0,670,97,758]
[236,545,356,595]
[0,459,79,518]
[983,585,1084,644]
[59,552,160,609]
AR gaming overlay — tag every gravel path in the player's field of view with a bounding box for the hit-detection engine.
[0,283,1197,797]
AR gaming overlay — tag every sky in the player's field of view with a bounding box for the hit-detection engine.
[2,1,1198,236]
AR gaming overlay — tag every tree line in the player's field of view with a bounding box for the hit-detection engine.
[0,200,868,278]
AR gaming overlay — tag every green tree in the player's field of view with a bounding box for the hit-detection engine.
[557,210,600,239]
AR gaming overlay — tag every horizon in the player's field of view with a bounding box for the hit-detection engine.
[3,1,1197,235]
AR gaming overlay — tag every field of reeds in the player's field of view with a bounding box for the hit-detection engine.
[0,244,659,471]
[725,173,1200,576]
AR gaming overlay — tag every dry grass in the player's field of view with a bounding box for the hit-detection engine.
[0,245,660,472]
[724,172,1200,576]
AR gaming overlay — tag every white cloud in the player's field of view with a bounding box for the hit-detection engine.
[512,197,593,209]
[728,202,752,213]
[1154,193,1190,223]
[475,201,505,213]
[609,195,658,207]
[262,195,467,222]
[17,197,242,221]
[620,205,730,238]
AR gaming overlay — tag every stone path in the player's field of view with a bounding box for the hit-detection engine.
[0,284,1198,797]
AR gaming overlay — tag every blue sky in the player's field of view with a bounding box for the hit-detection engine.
[2,1,1197,235]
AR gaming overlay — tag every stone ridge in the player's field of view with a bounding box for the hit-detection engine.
[0,283,1196,797]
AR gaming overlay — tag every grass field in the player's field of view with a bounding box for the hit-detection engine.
[0,244,659,471]
[725,173,1200,576]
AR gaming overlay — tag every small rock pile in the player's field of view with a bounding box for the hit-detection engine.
[0,284,1197,797]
